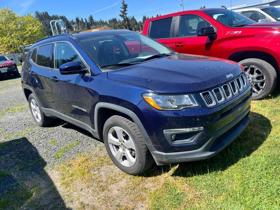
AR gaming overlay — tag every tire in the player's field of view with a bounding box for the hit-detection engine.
[239,58,277,100]
[103,115,154,175]
[28,94,53,127]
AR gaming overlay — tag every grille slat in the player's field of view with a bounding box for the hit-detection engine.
[200,91,216,107]
[200,74,249,107]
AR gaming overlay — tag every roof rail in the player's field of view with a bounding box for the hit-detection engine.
[50,19,68,36]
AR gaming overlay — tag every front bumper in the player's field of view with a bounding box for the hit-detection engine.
[152,109,249,165]
[140,87,251,165]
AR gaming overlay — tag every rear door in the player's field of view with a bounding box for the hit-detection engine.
[29,44,57,108]
[149,17,178,50]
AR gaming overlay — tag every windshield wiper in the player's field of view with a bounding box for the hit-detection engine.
[101,53,173,69]
[142,53,173,61]
[100,63,135,69]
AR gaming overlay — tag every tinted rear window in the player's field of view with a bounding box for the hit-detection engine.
[37,44,53,68]
[149,17,172,39]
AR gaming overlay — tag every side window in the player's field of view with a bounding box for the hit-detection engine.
[178,15,211,37]
[241,11,266,22]
[55,42,82,68]
[37,44,54,68]
[149,17,172,39]
[31,48,37,63]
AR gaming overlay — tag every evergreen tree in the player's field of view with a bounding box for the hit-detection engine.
[88,15,94,28]
[119,0,131,29]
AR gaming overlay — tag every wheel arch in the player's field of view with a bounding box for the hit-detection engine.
[228,51,279,73]
[94,102,156,153]
[23,88,33,100]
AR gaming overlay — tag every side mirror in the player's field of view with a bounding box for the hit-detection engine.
[59,61,87,75]
[197,26,217,41]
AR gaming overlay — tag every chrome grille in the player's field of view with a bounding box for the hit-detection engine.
[200,74,249,107]
[222,84,232,99]
[201,91,216,107]
[212,87,225,103]
[230,80,238,95]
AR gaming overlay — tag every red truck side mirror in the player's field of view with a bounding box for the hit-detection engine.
[197,26,217,41]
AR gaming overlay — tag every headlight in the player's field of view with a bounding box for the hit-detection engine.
[143,93,198,110]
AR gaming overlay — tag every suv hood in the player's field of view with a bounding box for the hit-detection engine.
[107,54,241,93]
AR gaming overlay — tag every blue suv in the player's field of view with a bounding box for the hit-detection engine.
[22,30,251,175]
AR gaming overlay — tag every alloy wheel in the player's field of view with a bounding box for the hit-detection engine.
[108,126,136,167]
[243,64,266,97]
[30,98,42,123]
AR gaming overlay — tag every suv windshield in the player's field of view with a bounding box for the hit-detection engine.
[0,56,7,62]
[205,9,255,27]
[77,31,172,70]
[262,7,280,20]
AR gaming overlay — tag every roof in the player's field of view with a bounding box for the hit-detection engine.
[72,29,131,39]
[146,8,227,21]
[31,29,132,48]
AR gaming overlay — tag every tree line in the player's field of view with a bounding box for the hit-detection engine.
[35,0,149,36]
[0,0,151,53]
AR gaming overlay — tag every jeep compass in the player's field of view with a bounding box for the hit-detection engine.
[21,30,251,175]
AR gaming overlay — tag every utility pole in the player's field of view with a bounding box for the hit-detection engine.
[180,0,185,11]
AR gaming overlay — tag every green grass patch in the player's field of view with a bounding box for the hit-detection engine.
[0,104,28,119]
[149,179,185,210]
[148,97,280,210]
[49,138,57,146]
[1,127,33,141]
[54,140,80,160]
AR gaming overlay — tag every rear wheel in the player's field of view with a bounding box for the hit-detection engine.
[239,58,277,100]
[28,94,53,127]
[103,115,154,175]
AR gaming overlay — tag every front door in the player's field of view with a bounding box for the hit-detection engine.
[53,42,97,126]
[171,14,214,56]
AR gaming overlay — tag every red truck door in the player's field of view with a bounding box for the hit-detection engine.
[148,17,178,50]
[171,14,213,56]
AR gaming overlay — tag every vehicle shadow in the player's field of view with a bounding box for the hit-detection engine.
[146,112,271,178]
[0,74,20,81]
[0,137,70,209]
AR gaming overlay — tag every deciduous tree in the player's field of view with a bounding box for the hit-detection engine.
[0,9,45,53]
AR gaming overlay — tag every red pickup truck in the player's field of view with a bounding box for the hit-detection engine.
[143,8,280,99]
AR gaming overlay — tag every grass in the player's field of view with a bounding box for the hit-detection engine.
[0,104,28,119]
[54,94,280,210]
[49,138,57,146]
[0,127,33,141]
[54,140,80,160]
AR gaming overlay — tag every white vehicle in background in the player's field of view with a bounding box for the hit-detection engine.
[234,6,280,23]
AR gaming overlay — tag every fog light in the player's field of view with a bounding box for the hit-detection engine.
[163,127,204,144]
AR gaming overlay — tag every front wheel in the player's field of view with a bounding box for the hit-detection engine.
[103,115,154,175]
[239,58,277,100]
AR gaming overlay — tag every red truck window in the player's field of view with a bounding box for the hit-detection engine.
[149,17,172,39]
[178,15,211,37]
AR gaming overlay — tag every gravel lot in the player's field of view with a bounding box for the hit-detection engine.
[0,78,101,166]
[0,77,102,209]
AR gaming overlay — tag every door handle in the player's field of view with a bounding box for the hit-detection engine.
[175,42,184,47]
